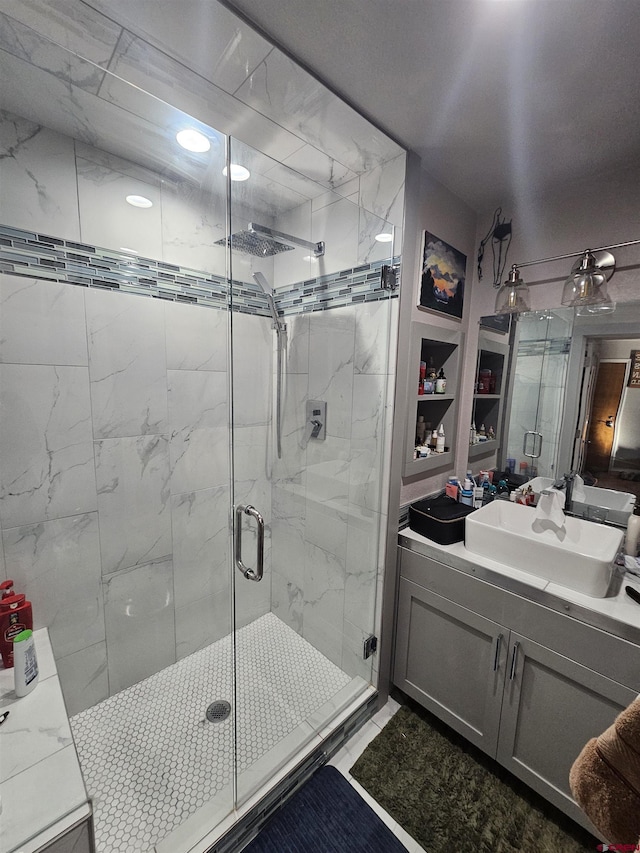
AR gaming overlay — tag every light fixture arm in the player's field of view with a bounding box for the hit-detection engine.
[512,238,640,273]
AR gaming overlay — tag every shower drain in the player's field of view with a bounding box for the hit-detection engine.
[205,700,231,723]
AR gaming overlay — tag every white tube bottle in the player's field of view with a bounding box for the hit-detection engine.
[626,511,640,558]
[436,423,445,453]
[13,628,39,697]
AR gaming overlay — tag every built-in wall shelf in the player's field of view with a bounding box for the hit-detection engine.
[404,321,463,477]
[469,439,498,460]
[468,332,509,465]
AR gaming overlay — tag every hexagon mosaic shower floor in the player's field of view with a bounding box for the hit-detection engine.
[71,613,351,853]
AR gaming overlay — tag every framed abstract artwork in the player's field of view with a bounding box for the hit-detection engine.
[418,230,466,319]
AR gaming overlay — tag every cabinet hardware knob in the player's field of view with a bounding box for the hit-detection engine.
[509,641,520,680]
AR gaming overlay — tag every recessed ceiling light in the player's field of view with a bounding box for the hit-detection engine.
[222,164,251,182]
[126,194,153,208]
[374,232,394,243]
[176,128,211,153]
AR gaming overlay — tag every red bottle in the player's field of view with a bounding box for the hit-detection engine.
[0,579,15,598]
[0,593,33,668]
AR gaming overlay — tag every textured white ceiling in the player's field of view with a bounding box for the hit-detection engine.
[222,0,640,212]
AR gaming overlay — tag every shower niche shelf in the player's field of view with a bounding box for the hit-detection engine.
[469,332,509,461]
[404,321,463,476]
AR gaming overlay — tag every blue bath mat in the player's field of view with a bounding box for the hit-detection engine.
[244,765,409,852]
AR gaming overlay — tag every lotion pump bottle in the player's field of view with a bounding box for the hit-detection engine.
[436,423,445,453]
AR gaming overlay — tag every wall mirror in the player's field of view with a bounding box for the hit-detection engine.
[481,301,640,527]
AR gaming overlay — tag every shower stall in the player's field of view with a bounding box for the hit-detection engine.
[0,6,403,852]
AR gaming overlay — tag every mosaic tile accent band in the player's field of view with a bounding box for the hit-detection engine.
[0,224,399,318]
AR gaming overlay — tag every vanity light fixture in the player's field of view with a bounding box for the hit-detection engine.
[176,128,211,153]
[374,232,394,243]
[494,238,640,315]
[494,264,531,314]
[125,194,153,208]
[222,164,250,182]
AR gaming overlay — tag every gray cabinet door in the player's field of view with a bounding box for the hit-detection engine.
[496,632,637,832]
[394,577,507,756]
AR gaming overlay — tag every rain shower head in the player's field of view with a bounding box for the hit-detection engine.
[215,230,294,257]
[215,222,325,258]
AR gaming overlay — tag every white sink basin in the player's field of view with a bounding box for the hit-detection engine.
[465,500,623,597]
[526,476,635,526]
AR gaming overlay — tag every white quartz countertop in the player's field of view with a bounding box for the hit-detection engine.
[399,527,640,643]
[0,628,90,853]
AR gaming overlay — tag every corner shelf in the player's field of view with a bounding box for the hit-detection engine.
[404,321,463,477]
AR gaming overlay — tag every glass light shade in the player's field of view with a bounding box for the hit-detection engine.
[561,251,609,306]
[495,265,531,314]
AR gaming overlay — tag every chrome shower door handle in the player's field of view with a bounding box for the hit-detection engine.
[522,431,543,459]
[235,504,264,582]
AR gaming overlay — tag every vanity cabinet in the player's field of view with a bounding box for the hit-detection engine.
[404,321,463,476]
[468,331,510,461]
[394,547,639,833]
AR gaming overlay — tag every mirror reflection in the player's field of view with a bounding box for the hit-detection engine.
[493,303,640,525]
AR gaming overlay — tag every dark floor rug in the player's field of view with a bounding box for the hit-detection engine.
[243,765,408,852]
[350,702,600,853]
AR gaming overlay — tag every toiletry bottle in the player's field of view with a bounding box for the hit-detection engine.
[459,477,474,506]
[13,629,38,697]
[435,367,447,394]
[625,510,640,557]
[430,428,438,450]
[469,422,476,445]
[478,423,486,438]
[423,357,436,394]
[487,425,495,440]
[0,579,15,598]
[419,361,426,395]
[0,593,33,668]
[436,423,445,453]
[496,479,510,500]
[416,415,426,445]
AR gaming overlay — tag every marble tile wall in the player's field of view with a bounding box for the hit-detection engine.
[0,268,395,711]
[0,272,251,714]
[270,300,395,680]
[0,0,404,713]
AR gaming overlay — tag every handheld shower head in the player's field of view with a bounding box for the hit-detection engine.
[252,272,285,334]
[252,271,271,295]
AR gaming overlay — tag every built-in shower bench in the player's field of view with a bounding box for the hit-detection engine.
[0,628,92,853]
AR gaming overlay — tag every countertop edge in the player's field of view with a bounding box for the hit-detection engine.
[398,530,640,647]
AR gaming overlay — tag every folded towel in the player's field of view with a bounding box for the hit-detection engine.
[535,489,566,528]
[572,474,587,504]
[569,698,640,844]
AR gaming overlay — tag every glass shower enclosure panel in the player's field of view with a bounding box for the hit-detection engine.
[228,136,393,803]
[0,30,237,852]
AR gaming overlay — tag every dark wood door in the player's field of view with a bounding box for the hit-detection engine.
[585,362,626,472]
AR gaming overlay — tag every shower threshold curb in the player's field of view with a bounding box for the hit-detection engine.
[159,685,378,853]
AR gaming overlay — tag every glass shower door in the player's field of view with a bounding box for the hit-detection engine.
[228,136,394,804]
